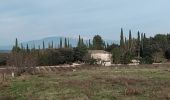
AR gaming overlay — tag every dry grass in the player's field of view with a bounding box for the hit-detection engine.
[0,65,170,100]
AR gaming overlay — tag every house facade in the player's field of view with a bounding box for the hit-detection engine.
[88,50,112,66]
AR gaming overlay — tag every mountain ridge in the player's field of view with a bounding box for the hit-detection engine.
[0,36,119,50]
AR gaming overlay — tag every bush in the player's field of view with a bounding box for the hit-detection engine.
[140,56,153,64]
[121,51,134,64]
[38,48,74,66]
[165,49,170,59]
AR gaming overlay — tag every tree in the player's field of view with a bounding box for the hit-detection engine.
[137,31,141,58]
[165,48,170,59]
[120,28,125,49]
[60,37,62,48]
[88,39,92,49]
[51,41,54,49]
[92,35,104,50]
[67,38,70,48]
[74,36,88,61]
[12,38,21,53]
[129,30,132,50]
[64,38,67,48]
[77,35,81,47]
[26,44,30,53]
[43,41,45,50]
[112,48,122,64]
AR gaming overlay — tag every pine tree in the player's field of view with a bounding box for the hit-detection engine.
[120,28,125,49]
[92,35,104,50]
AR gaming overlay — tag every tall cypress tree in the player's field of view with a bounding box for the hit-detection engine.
[140,33,144,55]
[137,31,140,44]
[12,38,20,53]
[65,37,67,48]
[26,44,30,53]
[143,33,146,39]
[137,31,141,58]
[15,38,18,48]
[67,38,70,48]
[60,37,62,48]
[43,41,45,50]
[88,39,91,49]
[77,35,81,47]
[51,41,54,49]
[120,28,124,49]
[129,30,132,50]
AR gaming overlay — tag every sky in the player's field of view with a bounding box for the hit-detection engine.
[0,0,170,46]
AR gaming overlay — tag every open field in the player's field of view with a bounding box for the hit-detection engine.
[0,65,170,100]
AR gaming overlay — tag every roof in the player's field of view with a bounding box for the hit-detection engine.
[88,50,111,54]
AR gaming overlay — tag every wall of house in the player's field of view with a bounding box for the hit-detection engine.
[91,53,112,61]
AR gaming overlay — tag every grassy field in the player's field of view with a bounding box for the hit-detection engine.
[1,65,170,100]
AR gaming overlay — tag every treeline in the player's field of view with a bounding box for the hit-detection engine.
[5,28,170,68]
[110,28,170,64]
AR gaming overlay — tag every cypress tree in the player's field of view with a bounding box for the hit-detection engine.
[67,38,70,48]
[144,33,146,39]
[65,37,67,48]
[129,30,132,50]
[137,31,141,58]
[120,28,125,49]
[141,33,144,55]
[51,41,54,49]
[88,39,91,49]
[26,44,30,53]
[43,41,45,50]
[60,37,62,48]
[15,38,18,48]
[137,31,140,44]
[78,35,81,47]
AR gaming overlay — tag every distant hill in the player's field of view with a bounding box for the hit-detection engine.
[0,36,119,50]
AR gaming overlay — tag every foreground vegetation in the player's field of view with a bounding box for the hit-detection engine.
[1,65,170,100]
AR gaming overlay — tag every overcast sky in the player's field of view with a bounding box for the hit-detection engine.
[0,0,170,45]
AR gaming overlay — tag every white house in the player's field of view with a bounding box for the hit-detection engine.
[88,50,112,66]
